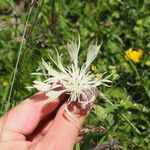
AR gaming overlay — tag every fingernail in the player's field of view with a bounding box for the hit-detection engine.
[67,102,87,118]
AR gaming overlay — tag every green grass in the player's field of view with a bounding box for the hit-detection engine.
[0,0,150,149]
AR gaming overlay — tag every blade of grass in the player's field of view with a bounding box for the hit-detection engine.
[7,6,33,107]
[27,0,45,39]
[17,0,45,86]
[0,5,33,143]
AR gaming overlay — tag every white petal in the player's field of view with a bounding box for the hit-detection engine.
[45,77,58,83]
[51,83,62,89]
[67,37,80,68]
[33,81,51,91]
[92,79,111,87]
[85,42,102,69]
[48,53,57,65]
[101,79,112,83]
[56,51,67,74]
[42,59,59,77]
[46,90,66,103]
[31,72,43,75]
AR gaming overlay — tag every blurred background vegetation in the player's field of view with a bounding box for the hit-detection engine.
[0,0,150,149]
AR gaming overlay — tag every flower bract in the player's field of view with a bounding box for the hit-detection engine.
[33,39,112,109]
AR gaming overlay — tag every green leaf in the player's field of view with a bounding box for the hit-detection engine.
[93,104,107,120]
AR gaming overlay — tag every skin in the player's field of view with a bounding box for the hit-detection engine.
[0,92,90,150]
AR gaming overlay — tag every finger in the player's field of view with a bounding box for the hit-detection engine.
[28,109,57,143]
[29,117,54,144]
[0,141,32,150]
[31,112,83,144]
[0,92,67,139]
[36,102,91,150]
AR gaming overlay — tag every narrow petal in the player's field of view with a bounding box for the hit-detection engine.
[67,38,80,68]
[44,76,59,83]
[93,79,111,87]
[56,51,67,74]
[85,42,102,69]
[46,90,66,103]
[42,59,59,77]
[51,83,62,89]
[33,81,51,91]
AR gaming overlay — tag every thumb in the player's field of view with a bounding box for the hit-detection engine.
[35,101,92,150]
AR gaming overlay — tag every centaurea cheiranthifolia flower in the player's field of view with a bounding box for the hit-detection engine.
[33,38,112,109]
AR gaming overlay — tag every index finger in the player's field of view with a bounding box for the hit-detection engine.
[0,92,67,136]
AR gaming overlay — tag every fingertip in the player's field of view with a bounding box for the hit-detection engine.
[38,102,90,150]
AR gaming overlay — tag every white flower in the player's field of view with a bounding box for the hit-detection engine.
[33,38,112,109]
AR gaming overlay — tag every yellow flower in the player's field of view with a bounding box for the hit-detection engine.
[95,73,101,78]
[125,48,143,63]
[90,66,102,78]
[91,65,97,72]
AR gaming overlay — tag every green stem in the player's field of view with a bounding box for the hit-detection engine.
[75,143,80,150]
[7,6,33,105]
[0,6,33,144]
[27,0,45,38]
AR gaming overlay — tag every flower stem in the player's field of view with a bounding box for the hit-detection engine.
[75,143,80,150]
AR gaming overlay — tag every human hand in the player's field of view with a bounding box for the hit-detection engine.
[0,92,90,150]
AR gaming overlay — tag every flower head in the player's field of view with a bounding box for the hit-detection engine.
[33,39,111,109]
[125,48,143,63]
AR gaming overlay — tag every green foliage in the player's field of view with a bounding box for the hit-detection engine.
[0,0,150,149]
